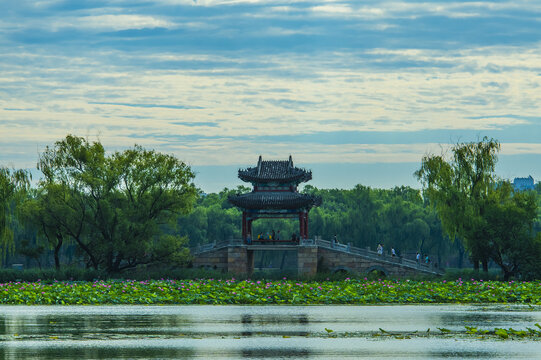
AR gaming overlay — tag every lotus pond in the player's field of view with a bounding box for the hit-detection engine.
[1,278,541,305]
[1,305,541,359]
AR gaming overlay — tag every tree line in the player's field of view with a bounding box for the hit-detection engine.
[178,185,453,265]
[1,135,540,278]
[1,135,197,273]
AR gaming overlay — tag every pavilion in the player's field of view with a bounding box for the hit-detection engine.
[228,156,321,244]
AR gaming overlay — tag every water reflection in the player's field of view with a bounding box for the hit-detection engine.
[436,311,536,329]
[0,345,196,360]
[241,314,253,337]
[1,338,538,360]
[0,305,540,359]
[241,348,311,358]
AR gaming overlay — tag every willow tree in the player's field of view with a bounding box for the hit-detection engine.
[19,184,77,270]
[37,135,198,273]
[481,181,540,279]
[0,167,30,262]
[415,137,500,272]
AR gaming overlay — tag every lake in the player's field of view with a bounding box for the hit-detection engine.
[0,304,540,359]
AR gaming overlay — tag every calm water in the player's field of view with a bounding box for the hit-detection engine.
[0,305,540,359]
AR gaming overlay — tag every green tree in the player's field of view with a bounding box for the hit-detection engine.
[0,167,30,262]
[415,137,541,276]
[480,182,540,279]
[180,183,460,266]
[18,185,74,270]
[404,218,430,254]
[38,135,197,273]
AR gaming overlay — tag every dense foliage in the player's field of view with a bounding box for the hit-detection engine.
[1,135,540,279]
[178,185,498,268]
[1,278,540,305]
[416,137,541,279]
[0,167,30,262]
[8,135,197,273]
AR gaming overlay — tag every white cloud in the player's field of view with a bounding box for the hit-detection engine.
[501,143,541,155]
[1,0,540,187]
[54,14,176,31]
[311,4,353,15]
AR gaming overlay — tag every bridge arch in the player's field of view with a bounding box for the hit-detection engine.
[331,266,352,274]
[366,265,389,277]
[192,239,445,277]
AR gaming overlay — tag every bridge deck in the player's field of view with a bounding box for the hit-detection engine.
[193,238,444,276]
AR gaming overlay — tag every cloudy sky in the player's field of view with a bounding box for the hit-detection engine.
[1,0,540,192]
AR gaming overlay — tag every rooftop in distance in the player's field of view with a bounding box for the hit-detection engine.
[238,155,312,184]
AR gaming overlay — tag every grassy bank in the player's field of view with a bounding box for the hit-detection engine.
[1,278,540,305]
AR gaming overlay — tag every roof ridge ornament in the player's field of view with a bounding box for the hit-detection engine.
[237,156,312,184]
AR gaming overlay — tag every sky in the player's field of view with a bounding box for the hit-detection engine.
[1,0,540,192]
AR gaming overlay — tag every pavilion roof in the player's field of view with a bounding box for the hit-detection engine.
[228,191,321,210]
[238,155,312,184]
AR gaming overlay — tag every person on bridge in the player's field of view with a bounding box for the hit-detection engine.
[416,252,421,264]
[391,247,396,257]
[332,234,338,247]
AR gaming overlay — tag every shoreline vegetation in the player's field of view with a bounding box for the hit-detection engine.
[1,278,541,305]
[2,136,540,281]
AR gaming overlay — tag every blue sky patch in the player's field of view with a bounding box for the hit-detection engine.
[0,0,539,191]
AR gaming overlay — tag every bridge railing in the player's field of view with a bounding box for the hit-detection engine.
[193,237,443,274]
[193,239,233,254]
[309,238,442,274]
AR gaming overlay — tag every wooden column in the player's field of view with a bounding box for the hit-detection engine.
[299,211,309,239]
[247,218,253,243]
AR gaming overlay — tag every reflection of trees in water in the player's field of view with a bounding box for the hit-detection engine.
[298,314,309,324]
[0,347,196,360]
[76,315,193,335]
[241,314,253,336]
[1,314,194,337]
[427,349,498,359]
[241,348,311,358]
[0,316,6,336]
[0,315,24,336]
[435,311,535,327]
[239,312,311,338]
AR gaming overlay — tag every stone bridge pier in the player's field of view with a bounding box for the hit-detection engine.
[192,239,443,278]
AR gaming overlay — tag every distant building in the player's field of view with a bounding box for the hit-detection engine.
[513,176,535,191]
[228,155,321,243]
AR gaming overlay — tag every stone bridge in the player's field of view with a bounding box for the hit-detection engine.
[192,238,443,278]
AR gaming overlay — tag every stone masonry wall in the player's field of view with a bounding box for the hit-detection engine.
[193,247,228,272]
[318,247,436,278]
[297,246,318,277]
[227,246,252,275]
[193,245,439,277]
